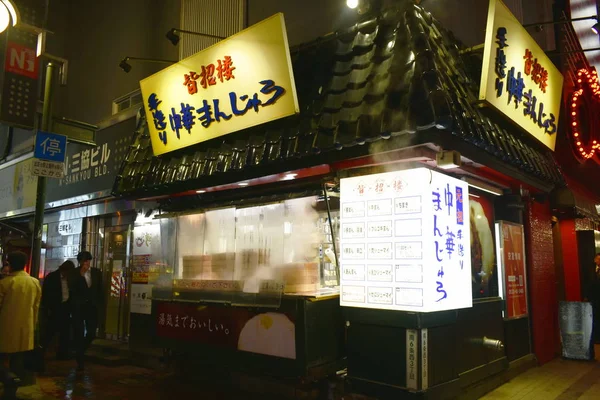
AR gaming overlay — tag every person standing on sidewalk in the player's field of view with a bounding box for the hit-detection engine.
[0,252,42,399]
[69,251,103,371]
[41,260,75,360]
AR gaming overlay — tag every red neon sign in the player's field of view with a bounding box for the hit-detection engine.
[570,68,600,160]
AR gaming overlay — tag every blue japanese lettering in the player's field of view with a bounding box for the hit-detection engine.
[148,93,167,144]
[445,228,455,258]
[259,79,286,106]
[169,107,182,139]
[433,215,442,237]
[435,281,447,302]
[196,100,214,128]
[507,67,525,108]
[444,184,453,215]
[432,190,441,212]
[213,99,232,122]
[434,241,443,262]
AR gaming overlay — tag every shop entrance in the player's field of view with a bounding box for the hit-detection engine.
[92,215,134,342]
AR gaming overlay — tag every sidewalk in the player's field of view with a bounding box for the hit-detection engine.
[482,346,600,400]
[3,359,265,400]
[4,348,600,399]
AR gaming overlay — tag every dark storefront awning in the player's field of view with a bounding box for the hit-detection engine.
[113,4,564,201]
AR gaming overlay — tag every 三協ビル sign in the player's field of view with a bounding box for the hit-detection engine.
[140,13,299,155]
[479,0,563,151]
[140,13,299,156]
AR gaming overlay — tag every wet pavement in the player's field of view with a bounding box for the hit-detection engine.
[5,359,269,400]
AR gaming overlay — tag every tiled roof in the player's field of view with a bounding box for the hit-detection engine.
[113,4,564,199]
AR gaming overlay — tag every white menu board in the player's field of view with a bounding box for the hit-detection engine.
[340,168,472,312]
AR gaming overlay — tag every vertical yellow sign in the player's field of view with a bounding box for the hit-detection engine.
[479,0,563,151]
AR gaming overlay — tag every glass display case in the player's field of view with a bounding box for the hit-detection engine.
[148,195,340,304]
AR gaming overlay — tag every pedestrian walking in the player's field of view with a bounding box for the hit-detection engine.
[0,251,42,399]
[69,251,103,371]
[41,260,75,360]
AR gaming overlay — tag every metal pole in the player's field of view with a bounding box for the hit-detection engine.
[30,61,55,279]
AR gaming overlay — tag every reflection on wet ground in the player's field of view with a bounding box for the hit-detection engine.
[11,359,254,400]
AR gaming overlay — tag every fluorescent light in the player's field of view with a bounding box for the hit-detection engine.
[238,182,249,186]
[462,177,504,196]
[281,173,297,181]
[196,190,206,193]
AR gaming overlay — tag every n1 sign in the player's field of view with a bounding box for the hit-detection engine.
[339,168,472,312]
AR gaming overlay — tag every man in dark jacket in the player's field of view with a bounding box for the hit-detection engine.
[41,260,75,360]
[69,251,103,371]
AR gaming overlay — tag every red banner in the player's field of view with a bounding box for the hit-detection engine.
[156,302,296,359]
[502,223,528,319]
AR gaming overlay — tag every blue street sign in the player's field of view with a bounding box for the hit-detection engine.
[34,131,67,163]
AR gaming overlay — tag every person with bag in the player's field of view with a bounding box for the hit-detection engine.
[41,260,75,361]
[0,252,42,400]
[69,251,103,372]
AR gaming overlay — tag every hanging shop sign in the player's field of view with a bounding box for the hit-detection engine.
[0,158,36,217]
[339,168,472,312]
[140,13,299,156]
[496,221,528,319]
[45,117,134,202]
[479,0,563,151]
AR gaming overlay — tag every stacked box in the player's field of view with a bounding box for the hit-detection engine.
[182,253,235,280]
[275,262,319,293]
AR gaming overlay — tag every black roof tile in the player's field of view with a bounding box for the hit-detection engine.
[113,3,564,198]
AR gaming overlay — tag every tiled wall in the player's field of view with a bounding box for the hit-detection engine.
[525,200,559,364]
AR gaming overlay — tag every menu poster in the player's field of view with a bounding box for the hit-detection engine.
[499,221,528,319]
[340,168,472,312]
[132,223,161,284]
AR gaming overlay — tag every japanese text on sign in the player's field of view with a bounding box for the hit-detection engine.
[140,13,299,156]
[494,28,556,135]
[340,169,472,312]
[480,0,563,151]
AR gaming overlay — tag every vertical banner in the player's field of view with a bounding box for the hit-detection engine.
[406,329,418,390]
[421,328,428,390]
[500,222,528,319]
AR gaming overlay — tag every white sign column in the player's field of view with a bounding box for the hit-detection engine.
[340,168,472,313]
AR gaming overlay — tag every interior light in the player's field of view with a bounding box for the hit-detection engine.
[281,173,297,181]
[0,2,9,34]
[346,0,359,9]
[238,182,249,186]
[0,0,17,27]
[196,190,206,193]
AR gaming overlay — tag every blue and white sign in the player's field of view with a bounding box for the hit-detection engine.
[340,168,472,312]
[34,131,67,163]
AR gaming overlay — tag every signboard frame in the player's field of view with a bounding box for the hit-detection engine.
[339,168,472,313]
[140,13,299,156]
[479,0,563,151]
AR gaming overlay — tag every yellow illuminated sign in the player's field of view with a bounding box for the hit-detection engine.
[479,0,563,151]
[140,13,299,156]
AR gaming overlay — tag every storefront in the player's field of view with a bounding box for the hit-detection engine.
[549,0,600,346]
[42,113,158,341]
[113,0,564,397]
